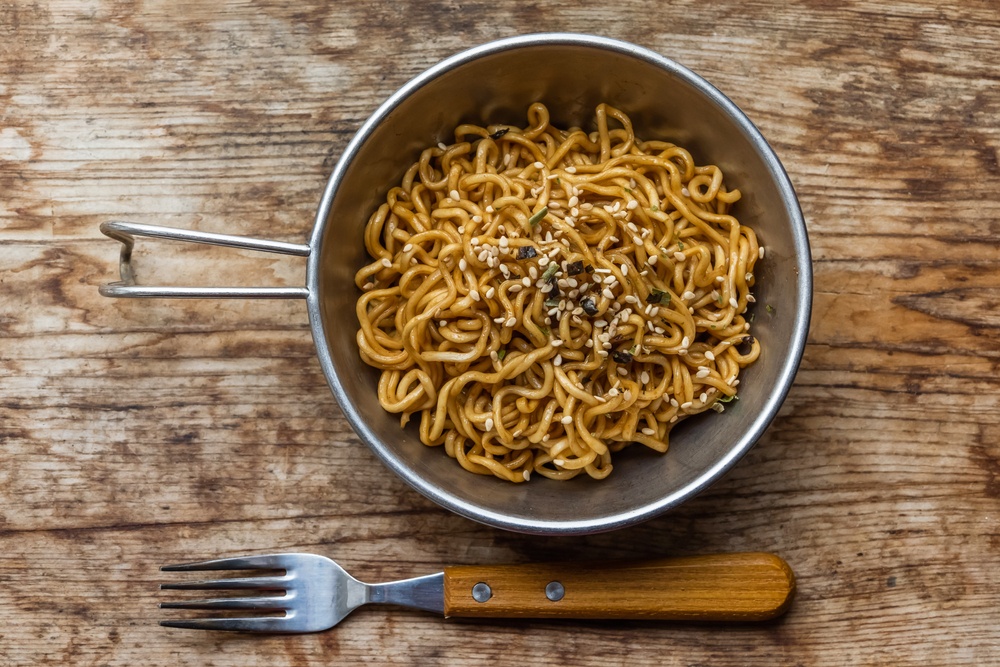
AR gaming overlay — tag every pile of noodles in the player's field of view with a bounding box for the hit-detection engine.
[355,103,762,483]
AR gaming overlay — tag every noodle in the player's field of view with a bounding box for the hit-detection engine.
[355,103,762,483]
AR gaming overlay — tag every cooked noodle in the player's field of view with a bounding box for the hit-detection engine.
[355,103,762,482]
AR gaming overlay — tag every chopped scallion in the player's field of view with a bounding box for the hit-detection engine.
[527,206,548,227]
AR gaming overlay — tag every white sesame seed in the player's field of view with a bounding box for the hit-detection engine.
[499,236,509,249]
[538,255,550,267]
[456,258,467,271]
[674,252,686,262]
[701,392,708,403]
[551,339,563,347]
[716,275,725,283]
[696,369,711,379]
[522,277,531,287]
[472,215,483,223]
[528,266,538,280]
[485,287,496,299]
[759,247,766,259]
[647,255,658,266]
[705,351,716,361]
[681,401,693,409]
[733,379,741,386]
[670,398,679,407]
[627,222,639,233]
[450,189,460,200]
[532,161,544,169]
[554,354,563,366]
[458,225,465,233]
[500,264,511,278]
[568,196,579,207]
[522,469,531,481]
[403,243,413,252]
[585,339,594,348]
[615,367,627,377]
[679,348,688,355]
[729,297,739,308]
[486,205,494,213]
[485,418,494,431]
[477,250,489,262]
[560,415,572,425]
[608,388,619,397]
[683,291,696,301]
[547,307,559,316]
[490,350,499,361]
[654,326,665,334]
[438,142,448,150]
[641,371,650,384]
[642,427,655,436]
[681,336,690,348]
[632,235,644,245]
[602,288,615,299]
[510,283,523,293]
[597,350,609,357]
[494,316,504,324]
[470,290,481,302]
[624,295,638,304]
[506,317,516,327]
[627,199,639,210]
[681,187,690,197]
[747,294,756,303]
[746,272,754,281]
[565,166,577,173]
[621,263,629,276]
[363,282,374,291]
[380,258,392,268]
[623,389,633,402]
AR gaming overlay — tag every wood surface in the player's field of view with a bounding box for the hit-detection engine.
[443,553,796,620]
[2,0,999,665]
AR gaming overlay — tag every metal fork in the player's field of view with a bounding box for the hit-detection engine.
[159,551,796,632]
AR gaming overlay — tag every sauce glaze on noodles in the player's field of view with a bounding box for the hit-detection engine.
[355,103,762,483]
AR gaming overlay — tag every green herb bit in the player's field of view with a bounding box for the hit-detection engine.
[718,393,739,403]
[541,263,559,281]
[540,326,550,336]
[628,345,638,355]
[749,312,756,323]
[544,297,560,308]
[497,349,506,360]
[765,304,775,314]
[651,205,659,212]
[527,206,548,227]
[624,187,632,194]
[677,241,684,251]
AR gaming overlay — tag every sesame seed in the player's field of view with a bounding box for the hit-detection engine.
[759,247,766,259]
[477,250,489,262]
[705,351,716,361]
[597,350,609,357]
[647,255,658,266]
[670,416,678,423]
[654,326,665,334]
[490,350,499,361]
[747,294,756,303]
[642,427,655,436]
[458,225,465,233]
[641,371,650,384]
[681,187,690,197]
[522,469,531,481]
[456,258,467,271]
[568,196,579,207]
[470,290,481,302]
[485,287,496,299]
[627,199,639,210]
[547,307,559,317]
[682,336,690,348]
[560,415,572,425]
[683,291,696,301]
[681,401,693,409]
[505,316,516,327]
[608,388,619,397]
[554,354,563,366]
[621,263,629,276]
[746,272,754,281]
[716,275,725,283]
[633,235,644,246]
[674,252,686,262]
[487,257,496,268]
[510,284,523,293]
[532,161,544,169]
[603,275,616,285]
[472,215,483,223]
[522,277,531,287]
[500,264,510,278]
[449,189,460,200]
[499,236,509,248]
[729,298,739,308]
[380,258,392,268]
[438,142,448,150]
[551,339,563,347]
[733,379,741,387]
[696,369,710,379]
[700,392,708,403]
[670,398,679,407]
[485,418,494,431]
[624,295,638,304]
[585,339,594,348]
[627,222,639,233]
[363,282,374,291]
[679,348,688,355]
[538,255,550,267]
[602,341,613,350]
[602,288,615,299]
[403,243,413,252]
[486,205,494,213]
[565,166,577,173]
[623,390,633,402]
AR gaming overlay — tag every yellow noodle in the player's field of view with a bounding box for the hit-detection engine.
[355,103,762,482]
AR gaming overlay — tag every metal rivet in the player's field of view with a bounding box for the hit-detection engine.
[545,581,565,601]
[472,582,492,602]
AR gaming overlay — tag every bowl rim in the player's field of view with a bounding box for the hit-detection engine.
[306,33,813,535]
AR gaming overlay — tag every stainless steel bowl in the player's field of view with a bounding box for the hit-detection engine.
[102,34,812,535]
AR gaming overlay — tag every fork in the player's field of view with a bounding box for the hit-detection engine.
[159,552,795,632]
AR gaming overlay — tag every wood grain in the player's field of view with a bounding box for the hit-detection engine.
[2,0,999,665]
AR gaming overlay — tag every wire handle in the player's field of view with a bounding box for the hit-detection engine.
[99,221,311,299]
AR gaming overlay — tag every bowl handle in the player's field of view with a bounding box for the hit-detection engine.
[98,221,311,299]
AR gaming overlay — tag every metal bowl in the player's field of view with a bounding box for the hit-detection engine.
[103,34,812,535]
[311,34,811,534]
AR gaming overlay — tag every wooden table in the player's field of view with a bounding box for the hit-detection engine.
[3,2,998,664]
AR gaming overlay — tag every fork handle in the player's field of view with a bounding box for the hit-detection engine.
[442,552,794,621]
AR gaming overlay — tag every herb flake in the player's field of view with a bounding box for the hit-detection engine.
[527,206,548,227]
[488,128,509,140]
[516,245,538,260]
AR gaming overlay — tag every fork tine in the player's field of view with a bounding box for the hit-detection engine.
[160,575,288,591]
[159,595,290,611]
[160,617,292,633]
[161,554,293,572]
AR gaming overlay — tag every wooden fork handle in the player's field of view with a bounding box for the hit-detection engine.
[443,552,795,621]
